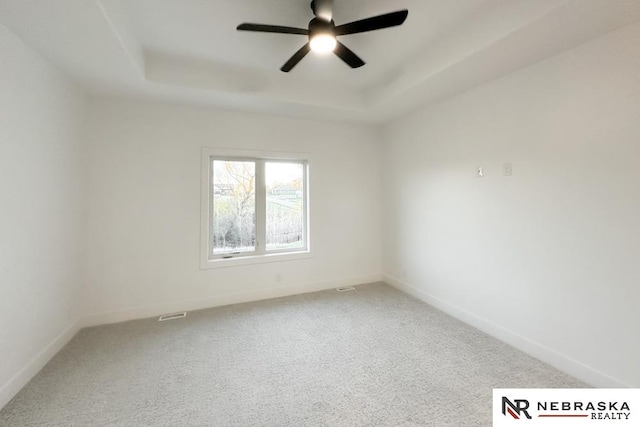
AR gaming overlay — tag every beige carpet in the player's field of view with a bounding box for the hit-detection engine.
[0,282,584,426]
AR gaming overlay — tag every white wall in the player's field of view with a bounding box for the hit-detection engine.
[382,23,640,387]
[0,24,86,407]
[82,99,382,324]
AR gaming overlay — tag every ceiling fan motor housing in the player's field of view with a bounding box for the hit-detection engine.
[308,17,335,40]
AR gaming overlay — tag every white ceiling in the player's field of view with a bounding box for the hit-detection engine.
[1,0,639,123]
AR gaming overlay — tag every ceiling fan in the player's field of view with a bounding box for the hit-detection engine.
[236,0,408,72]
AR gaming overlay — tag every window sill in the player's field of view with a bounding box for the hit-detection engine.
[200,250,313,270]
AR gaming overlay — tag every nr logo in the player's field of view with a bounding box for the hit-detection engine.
[502,397,532,420]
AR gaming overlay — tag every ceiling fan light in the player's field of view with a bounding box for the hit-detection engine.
[310,34,337,53]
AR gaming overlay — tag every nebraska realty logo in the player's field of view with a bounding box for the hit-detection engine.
[493,389,640,426]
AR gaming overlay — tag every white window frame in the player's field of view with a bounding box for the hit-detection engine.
[200,147,312,269]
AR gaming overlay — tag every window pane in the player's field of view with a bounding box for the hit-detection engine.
[211,160,256,254]
[266,162,304,251]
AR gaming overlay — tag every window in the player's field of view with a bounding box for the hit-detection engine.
[201,148,310,268]
[265,162,306,252]
[211,159,256,255]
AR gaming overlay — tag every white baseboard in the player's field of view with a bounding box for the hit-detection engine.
[1,274,383,409]
[0,318,83,410]
[383,274,631,388]
[82,273,384,328]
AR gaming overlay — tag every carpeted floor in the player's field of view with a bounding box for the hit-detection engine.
[0,282,584,426]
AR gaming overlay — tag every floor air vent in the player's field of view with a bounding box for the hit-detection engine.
[158,312,187,321]
[336,286,356,292]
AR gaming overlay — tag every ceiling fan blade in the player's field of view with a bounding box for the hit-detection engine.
[334,10,408,36]
[312,0,333,22]
[281,43,312,72]
[237,23,308,35]
[333,41,365,68]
